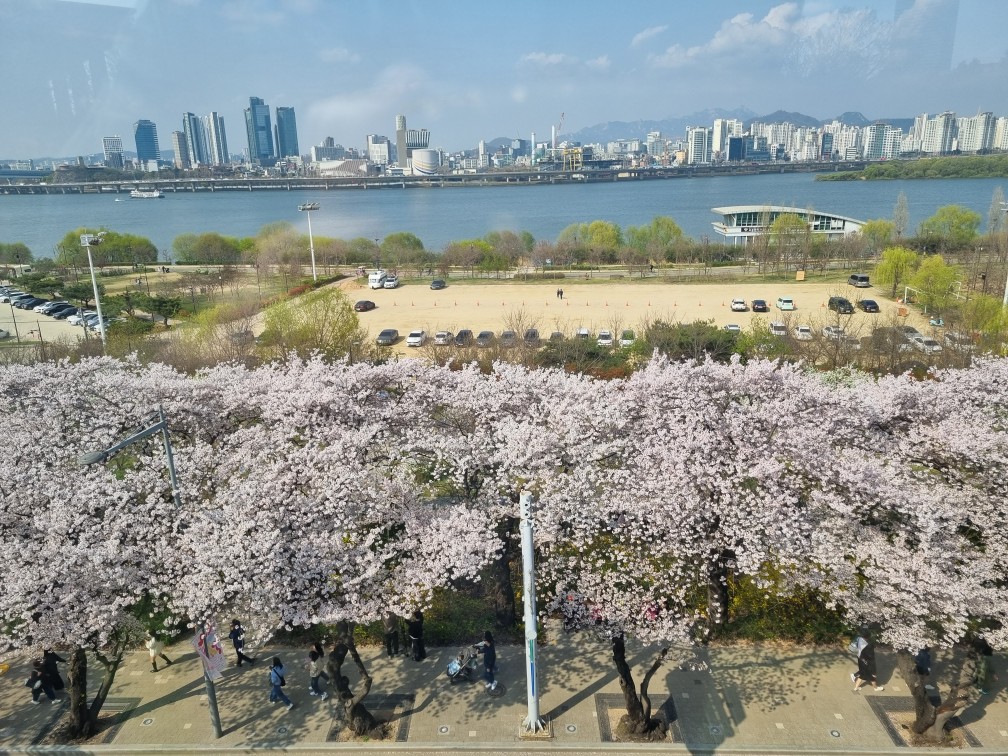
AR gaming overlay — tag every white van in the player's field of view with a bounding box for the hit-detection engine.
[368,270,388,289]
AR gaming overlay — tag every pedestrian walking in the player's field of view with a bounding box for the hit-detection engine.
[407,610,426,661]
[25,660,56,704]
[852,640,884,692]
[914,647,935,690]
[228,619,256,667]
[972,635,995,694]
[306,650,328,700]
[145,632,173,673]
[383,612,400,657]
[268,657,293,710]
[41,649,65,692]
[559,288,564,300]
[473,631,498,691]
[556,288,561,299]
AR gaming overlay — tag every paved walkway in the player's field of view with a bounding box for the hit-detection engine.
[0,635,1003,754]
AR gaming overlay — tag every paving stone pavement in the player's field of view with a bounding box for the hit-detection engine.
[0,634,1004,754]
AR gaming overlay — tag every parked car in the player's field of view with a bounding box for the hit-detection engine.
[619,330,635,346]
[375,328,399,345]
[901,326,922,342]
[828,296,854,315]
[433,330,454,346]
[597,330,614,346]
[353,300,376,312]
[454,329,473,347]
[944,331,974,350]
[794,325,813,340]
[823,325,846,340]
[730,298,748,312]
[406,329,426,347]
[476,330,495,347]
[67,310,97,326]
[523,328,540,347]
[857,299,880,313]
[11,295,36,308]
[575,326,591,339]
[549,331,565,342]
[383,275,399,289]
[769,321,787,337]
[751,299,769,313]
[776,297,796,311]
[17,297,46,310]
[915,336,943,354]
[38,300,69,314]
[0,291,26,303]
[0,328,9,340]
[430,279,446,290]
[848,273,871,288]
[724,324,741,333]
[48,303,77,316]
[51,306,80,320]
[499,330,517,347]
[34,300,60,313]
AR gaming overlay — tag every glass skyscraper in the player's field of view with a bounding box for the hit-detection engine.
[274,106,299,159]
[182,112,208,166]
[244,96,275,165]
[133,119,161,163]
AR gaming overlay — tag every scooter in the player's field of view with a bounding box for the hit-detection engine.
[446,646,480,683]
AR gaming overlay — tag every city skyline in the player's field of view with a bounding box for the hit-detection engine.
[2,0,1008,160]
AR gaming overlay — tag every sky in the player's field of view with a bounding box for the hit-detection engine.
[2,0,1007,160]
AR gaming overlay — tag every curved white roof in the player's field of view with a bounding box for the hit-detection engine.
[712,205,864,225]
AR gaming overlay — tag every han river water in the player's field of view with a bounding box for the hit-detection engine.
[1,173,1005,258]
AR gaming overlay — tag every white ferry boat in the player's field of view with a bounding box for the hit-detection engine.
[130,188,164,198]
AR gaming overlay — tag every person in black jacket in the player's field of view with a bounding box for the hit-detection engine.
[852,641,884,692]
[407,610,426,661]
[228,619,256,667]
[473,631,497,691]
[41,649,66,692]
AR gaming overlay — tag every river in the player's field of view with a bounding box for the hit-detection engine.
[1,173,1005,258]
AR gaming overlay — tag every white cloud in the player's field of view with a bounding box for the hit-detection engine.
[318,47,361,64]
[511,86,528,104]
[585,55,610,71]
[631,25,667,47]
[520,52,570,66]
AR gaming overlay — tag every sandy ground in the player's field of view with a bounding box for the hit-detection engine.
[2,275,931,355]
[342,276,931,354]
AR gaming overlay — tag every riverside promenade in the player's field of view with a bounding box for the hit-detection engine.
[0,633,1004,755]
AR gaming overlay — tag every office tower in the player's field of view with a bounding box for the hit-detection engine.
[203,111,229,166]
[392,114,429,168]
[685,126,712,165]
[365,134,390,165]
[182,112,209,166]
[102,136,124,169]
[395,115,408,167]
[819,131,834,160]
[712,118,743,157]
[244,96,275,166]
[171,131,190,169]
[274,106,299,159]
[133,120,161,163]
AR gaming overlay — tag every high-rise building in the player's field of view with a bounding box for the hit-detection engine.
[102,136,124,169]
[712,118,744,157]
[922,112,957,154]
[393,114,429,168]
[994,116,1008,152]
[244,96,275,166]
[133,120,161,163]
[366,134,391,165]
[182,112,209,166]
[171,131,190,169]
[203,111,229,166]
[685,126,712,165]
[274,106,299,159]
[956,112,995,153]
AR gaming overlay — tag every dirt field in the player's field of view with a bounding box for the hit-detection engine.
[342,277,932,354]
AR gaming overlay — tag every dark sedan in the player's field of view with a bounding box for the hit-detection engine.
[857,299,880,313]
[455,329,474,347]
[476,330,495,347]
[51,306,81,320]
[354,300,376,312]
[430,279,447,290]
[751,299,769,313]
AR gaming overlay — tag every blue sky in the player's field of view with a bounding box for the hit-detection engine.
[2,0,1007,159]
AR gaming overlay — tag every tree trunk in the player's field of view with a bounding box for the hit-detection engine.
[705,548,732,639]
[67,646,92,738]
[88,650,124,732]
[488,516,518,627]
[897,648,977,743]
[326,623,377,737]
[611,634,668,741]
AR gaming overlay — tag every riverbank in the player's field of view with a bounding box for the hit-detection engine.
[817,154,1008,181]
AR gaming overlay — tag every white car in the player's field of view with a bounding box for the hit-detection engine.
[597,330,614,347]
[67,310,97,326]
[794,325,813,341]
[730,298,747,312]
[724,324,741,333]
[406,329,426,347]
[769,322,787,337]
[619,330,635,347]
[0,328,10,340]
[575,326,591,340]
[383,275,399,289]
[776,297,796,311]
[433,330,453,345]
[915,336,943,354]
[823,325,845,340]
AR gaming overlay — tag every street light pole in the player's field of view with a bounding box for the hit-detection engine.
[79,233,107,348]
[78,406,222,738]
[519,491,547,734]
[298,202,319,282]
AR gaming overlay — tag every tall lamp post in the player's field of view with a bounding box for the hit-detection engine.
[519,490,547,734]
[298,202,319,282]
[79,233,108,348]
[78,406,223,739]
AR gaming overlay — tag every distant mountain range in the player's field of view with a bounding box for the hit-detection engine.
[487,109,915,151]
